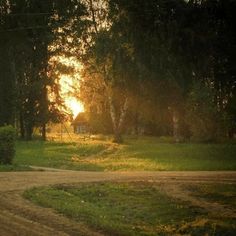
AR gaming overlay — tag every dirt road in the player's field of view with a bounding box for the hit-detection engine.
[0,169,236,236]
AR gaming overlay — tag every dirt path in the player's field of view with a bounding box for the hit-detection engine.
[0,169,236,236]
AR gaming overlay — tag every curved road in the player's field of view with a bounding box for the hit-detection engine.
[0,169,236,236]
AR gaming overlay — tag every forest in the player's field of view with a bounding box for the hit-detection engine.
[0,0,235,143]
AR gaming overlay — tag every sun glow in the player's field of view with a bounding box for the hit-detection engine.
[57,56,84,118]
[59,74,84,118]
[65,96,84,118]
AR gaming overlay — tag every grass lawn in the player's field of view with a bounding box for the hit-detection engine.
[13,140,106,171]
[7,136,236,171]
[0,164,32,172]
[24,182,236,236]
[187,183,236,209]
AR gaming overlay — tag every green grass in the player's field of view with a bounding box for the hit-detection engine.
[0,164,32,172]
[187,183,236,209]
[10,136,236,171]
[14,141,106,171]
[24,182,236,235]
[105,137,236,171]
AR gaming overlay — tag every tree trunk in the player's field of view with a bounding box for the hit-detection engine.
[173,109,180,143]
[19,112,25,139]
[108,95,117,133]
[25,124,33,140]
[108,94,129,143]
[113,130,123,143]
[117,97,129,131]
[42,123,46,141]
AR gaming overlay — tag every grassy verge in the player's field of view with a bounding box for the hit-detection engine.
[0,164,32,172]
[24,182,236,236]
[12,136,236,171]
[187,183,236,209]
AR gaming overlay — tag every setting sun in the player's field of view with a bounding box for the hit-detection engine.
[64,97,84,118]
[57,57,84,118]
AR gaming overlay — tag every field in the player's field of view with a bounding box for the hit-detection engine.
[1,135,235,172]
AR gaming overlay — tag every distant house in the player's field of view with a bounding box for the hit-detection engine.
[72,112,90,134]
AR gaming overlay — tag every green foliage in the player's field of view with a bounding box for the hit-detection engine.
[88,112,112,134]
[79,0,236,140]
[186,82,219,142]
[0,126,16,164]
[1,0,236,141]
[225,92,236,138]
[0,0,86,140]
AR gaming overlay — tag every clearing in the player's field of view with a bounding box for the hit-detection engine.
[2,137,235,172]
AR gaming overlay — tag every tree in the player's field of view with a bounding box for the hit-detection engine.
[0,0,86,140]
[76,0,136,142]
[0,1,16,126]
[78,0,236,142]
[183,0,236,139]
[186,81,219,141]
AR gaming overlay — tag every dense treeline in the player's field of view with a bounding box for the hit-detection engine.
[0,0,235,142]
[79,0,236,142]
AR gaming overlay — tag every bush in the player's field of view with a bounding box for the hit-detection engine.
[0,126,16,164]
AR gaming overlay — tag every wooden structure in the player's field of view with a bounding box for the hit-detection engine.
[72,112,89,134]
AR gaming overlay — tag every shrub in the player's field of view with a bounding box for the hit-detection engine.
[0,126,16,164]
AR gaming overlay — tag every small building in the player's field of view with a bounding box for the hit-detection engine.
[72,112,89,134]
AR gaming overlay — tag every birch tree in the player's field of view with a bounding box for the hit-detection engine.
[78,0,135,142]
